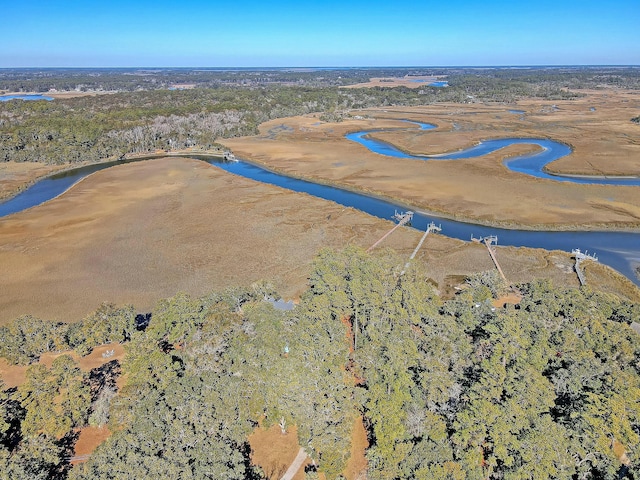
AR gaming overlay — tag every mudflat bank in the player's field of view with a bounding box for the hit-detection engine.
[342,75,447,89]
[0,162,67,201]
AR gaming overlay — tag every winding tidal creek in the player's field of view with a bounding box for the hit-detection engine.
[2,122,639,285]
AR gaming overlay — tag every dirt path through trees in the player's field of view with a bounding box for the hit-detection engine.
[279,448,308,480]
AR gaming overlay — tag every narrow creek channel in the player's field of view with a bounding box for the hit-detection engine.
[1,124,639,286]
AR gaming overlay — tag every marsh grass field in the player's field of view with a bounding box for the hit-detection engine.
[0,161,66,201]
[223,88,640,229]
[0,87,639,323]
[0,158,637,324]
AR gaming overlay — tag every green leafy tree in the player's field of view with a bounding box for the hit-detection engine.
[0,434,67,480]
[0,317,68,365]
[67,303,136,356]
[19,356,90,439]
[146,293,206,345]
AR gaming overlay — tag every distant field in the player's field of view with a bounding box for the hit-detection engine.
[342,75,447,89]
[0,90,117,99]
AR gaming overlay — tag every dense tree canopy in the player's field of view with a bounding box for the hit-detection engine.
[0,303,137,364]
[0,247,639,478]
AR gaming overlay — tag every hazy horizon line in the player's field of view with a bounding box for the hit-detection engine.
[1,64,639,71]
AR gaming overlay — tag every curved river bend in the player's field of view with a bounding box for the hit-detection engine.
[347,121,640,186]
[1,121,639,286]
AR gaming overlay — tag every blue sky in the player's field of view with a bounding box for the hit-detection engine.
[2,0,638,67]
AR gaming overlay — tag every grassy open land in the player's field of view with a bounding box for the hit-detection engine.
[0,156,637,324]
[221,88,640,230]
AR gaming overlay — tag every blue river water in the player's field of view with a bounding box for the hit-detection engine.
[0,94,54,102]
[0,158,144,217]
[213,159,640,286]
[408,80,448,87]
[347,121,640,185]
[1,121,639,285]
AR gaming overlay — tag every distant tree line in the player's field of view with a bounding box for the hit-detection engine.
[1,247,639,479]
[0,85,458,165]
[2,67,638,93]
[2,68,639,166]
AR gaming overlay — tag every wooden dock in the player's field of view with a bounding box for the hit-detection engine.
[367,211,414,253]
[484,236,508,284]
[472,234,508,284]
[400,221,441,275]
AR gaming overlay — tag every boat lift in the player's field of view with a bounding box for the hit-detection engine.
[571,248,598,286]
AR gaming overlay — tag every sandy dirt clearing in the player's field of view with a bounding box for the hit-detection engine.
[249,425,309,480]
[0,343,125,388]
